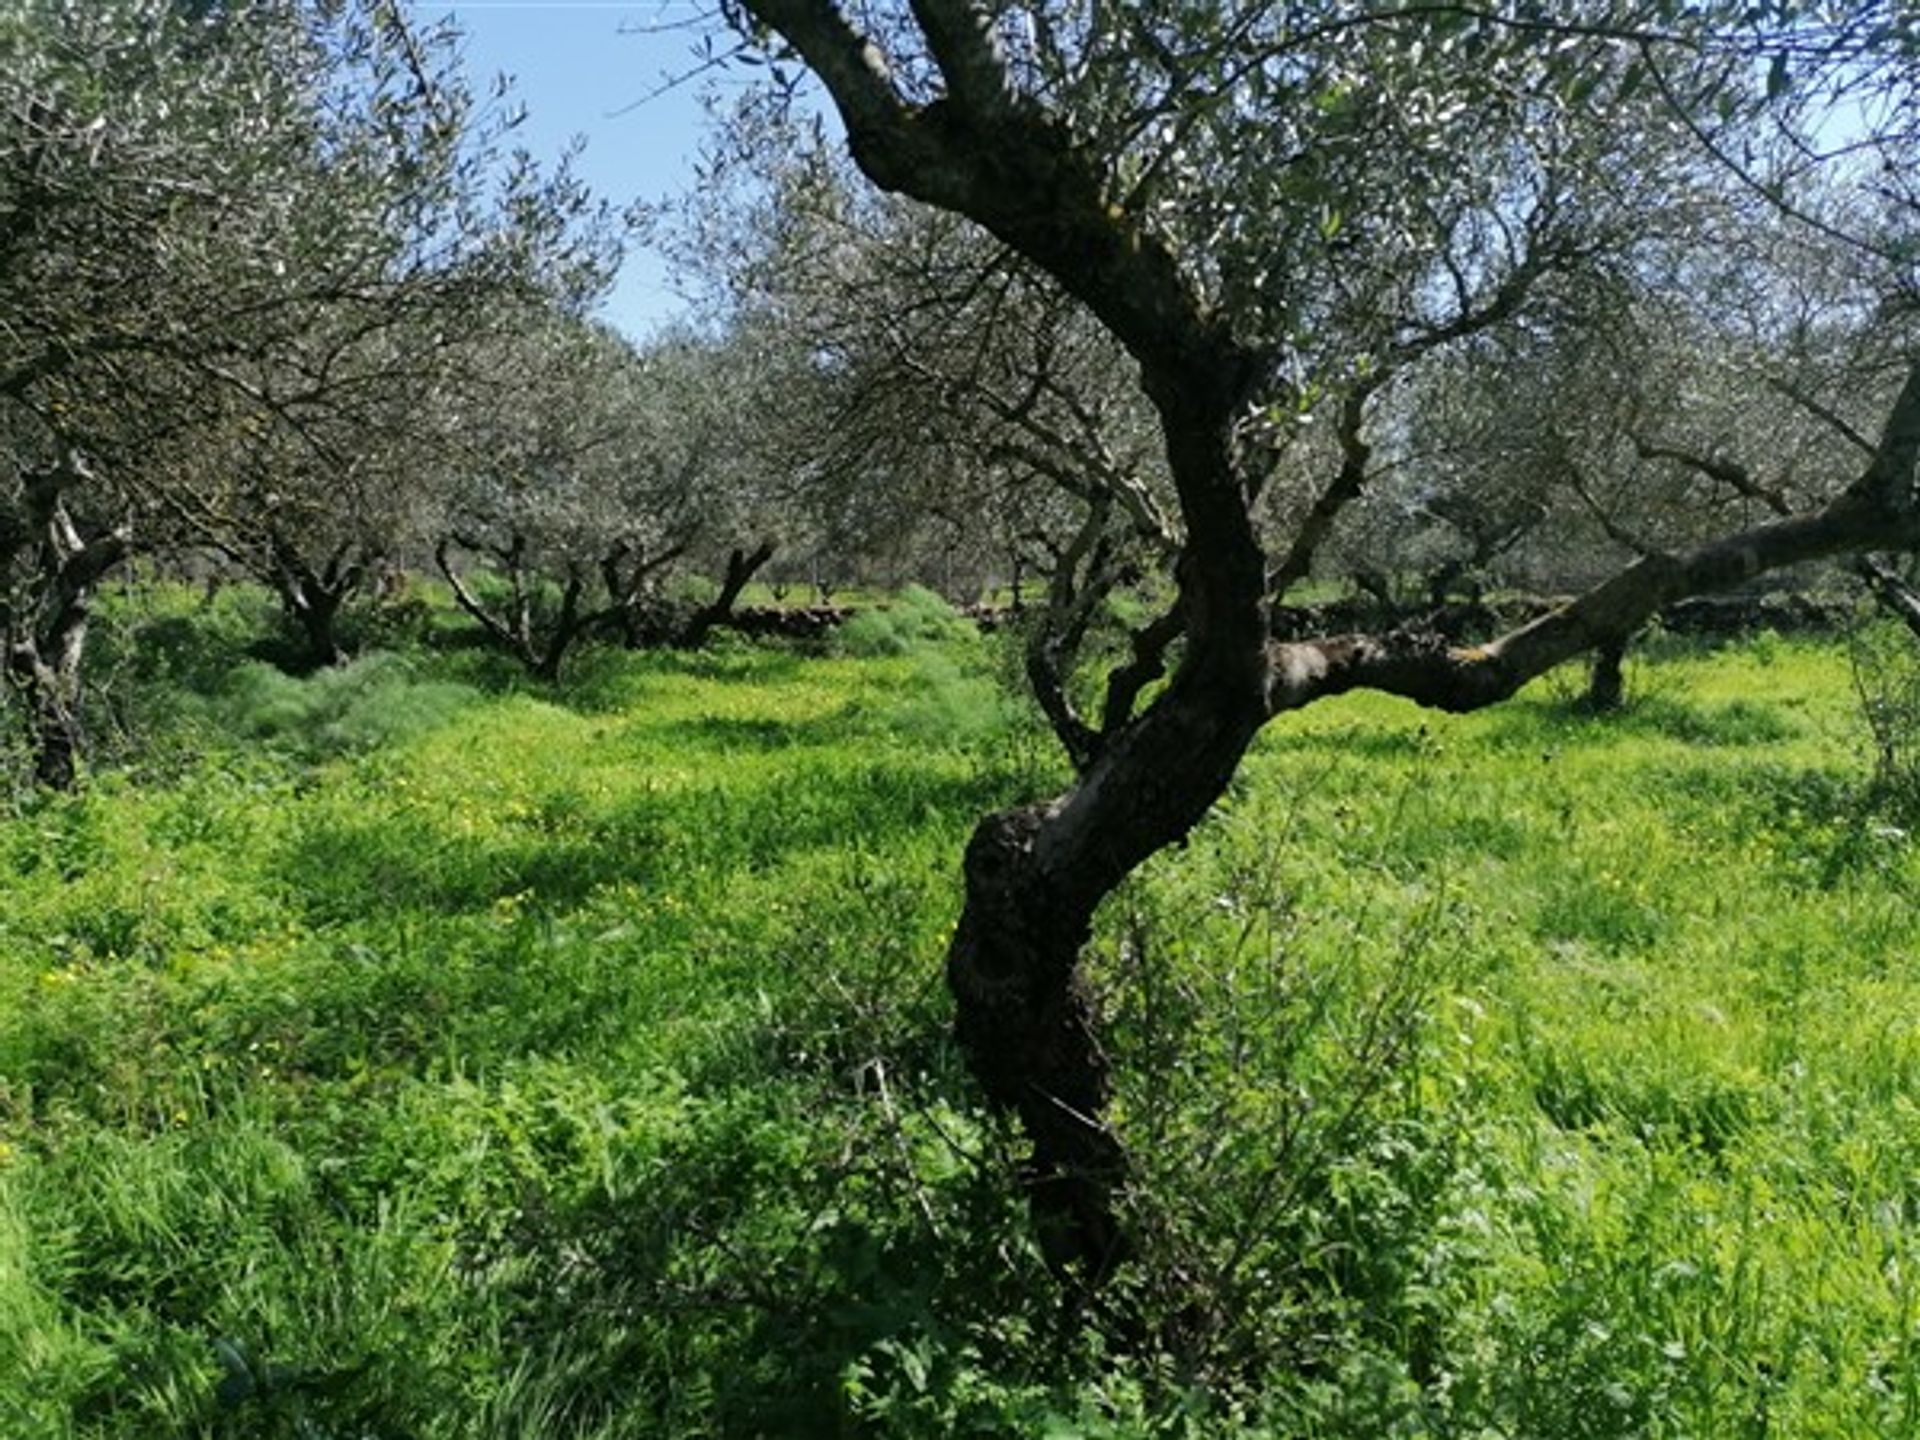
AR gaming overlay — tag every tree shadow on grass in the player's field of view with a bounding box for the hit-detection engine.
[1483,693,1801,750]
[272,759,1003,927]
[478,1068,1061,1438]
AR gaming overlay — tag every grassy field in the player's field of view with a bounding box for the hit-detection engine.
[1,594,1917,1437]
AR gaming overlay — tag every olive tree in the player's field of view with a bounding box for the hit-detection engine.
[433,317,682,677]
[0,0,378,777]
[1379,193,1920,715]
[691,149,1191,740]
[430,314,791,673]
[139,29,618,672]
[716,0,1920,1272]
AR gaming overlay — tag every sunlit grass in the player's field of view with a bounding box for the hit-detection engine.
[1,621,1916,1436]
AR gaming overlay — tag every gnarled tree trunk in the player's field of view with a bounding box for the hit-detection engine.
[268,536,364,671]
[947,371,1275,1273]
[2,463,128,789]
[601,538,690,649]
[1585,633,1629,712]
[8,645,84,789]
[676,541,775,650]
[947,653,1269,1273]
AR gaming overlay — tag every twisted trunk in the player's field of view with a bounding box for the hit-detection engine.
[947,659,1267,1274]
[2,463,127,789]
[268,538,362,671]
[949,372,1272,1273]
[8,645,84,789]
[1585,634,1629,712]
[677,542,775,650]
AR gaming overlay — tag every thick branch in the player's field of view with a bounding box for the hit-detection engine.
[1852,356,1920,515]
[1765,375,1877,457]
[434,538,528,663]
[1857,555,1920,641]
[739,0,1252,405]
[1266,492,1909,719]
[1270,353,1920,716]
[747,0,907,140]
[535,565,591,681]
[677,541,776,649]
[1268,388,1371,601]
[743,0,1272,746]
[1633,435,1784,510]
[601,537,691,609]
[907,0,1018,119]
[1099,605,1185,734]
[1637,396,1920,635]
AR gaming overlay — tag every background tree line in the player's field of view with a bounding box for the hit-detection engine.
[2,0,854,787]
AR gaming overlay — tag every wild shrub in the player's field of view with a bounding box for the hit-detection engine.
[1079,790,1473,1401]
[216,653,480,760]
[1849,617,1920,819]
[832,585,969,658]
[63,583,283,773]
[885,651,1014,747]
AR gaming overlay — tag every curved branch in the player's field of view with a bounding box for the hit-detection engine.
[1265,350,1920,716]
[1266,488,1913,721]
[1099,604,1185,735]
[434,537,525,661]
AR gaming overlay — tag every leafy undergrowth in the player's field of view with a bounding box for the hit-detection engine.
[1,617,1917,1437]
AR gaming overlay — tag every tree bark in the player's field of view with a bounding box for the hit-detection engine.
[270,550,357,671]
[600,539,689,649]
[1585,633,1629,712]
[436,535,542,673]
[947,806,1125,1274]
[1855,556,1920,642]
[949,641,1271,1273]
[532,566,590,682]
[3,463,127,789]
[8,648,83,789]
[295,592,346,669]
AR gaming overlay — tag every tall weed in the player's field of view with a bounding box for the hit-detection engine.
[832,585,970,658]
[216,653,479,760]
[1850,616,1920,819]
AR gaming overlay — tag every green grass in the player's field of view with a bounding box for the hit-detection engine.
[2,613,1918,1436]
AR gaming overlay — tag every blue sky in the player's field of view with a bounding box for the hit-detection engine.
[414,2,740,338]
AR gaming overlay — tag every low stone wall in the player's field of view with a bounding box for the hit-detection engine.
[1270,591,1855,644]
[1657,592,1853,635]
[723,589,1856,646]
[724,605,853,639]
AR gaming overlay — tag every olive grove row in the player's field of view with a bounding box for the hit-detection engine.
[13,4,1916,803]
